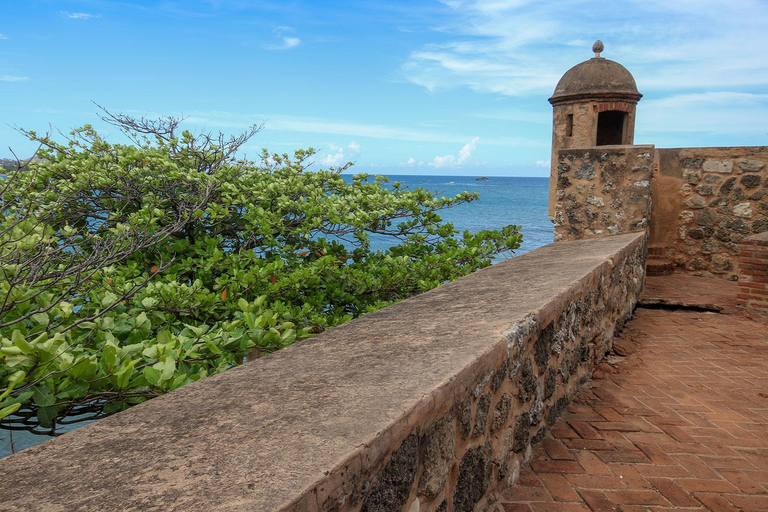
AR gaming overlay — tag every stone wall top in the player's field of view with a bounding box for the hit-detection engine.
[0,234,646,512]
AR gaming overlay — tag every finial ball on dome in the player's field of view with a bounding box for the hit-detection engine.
[592,40,604,58]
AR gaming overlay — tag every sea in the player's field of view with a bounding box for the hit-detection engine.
[361,175,552,257]
[0,175,552,458]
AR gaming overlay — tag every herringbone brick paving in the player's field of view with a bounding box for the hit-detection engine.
[499,276,768,511]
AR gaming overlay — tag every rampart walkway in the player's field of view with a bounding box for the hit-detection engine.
[499,275,768,511]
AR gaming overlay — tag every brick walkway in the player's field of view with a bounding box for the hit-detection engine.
[499,276,768,511]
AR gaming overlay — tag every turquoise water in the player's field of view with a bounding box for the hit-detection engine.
[0,175,551,457]
[364,175,552,256]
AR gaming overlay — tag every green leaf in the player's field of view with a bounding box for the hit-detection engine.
[161,356,176,381]
[143,366,163,386]
[60,301,74,318]
[32,312,49,326]
[0,402,21,421]
[31,384,55,407]
[141,297,159,309]
[37,405,60,428]
[115,360,137,389]
[103,402,127,415]
[12,330,34,354]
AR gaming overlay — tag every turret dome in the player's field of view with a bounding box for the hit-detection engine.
[549,53,642,105]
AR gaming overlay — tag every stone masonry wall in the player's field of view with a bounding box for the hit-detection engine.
[337,234,647,512]
[650,147,768,280]
[737,232,768,311]
[0,234,647,512]
[554,146,654,241]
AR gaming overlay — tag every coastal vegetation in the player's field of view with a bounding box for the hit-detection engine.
[0,112,522,434]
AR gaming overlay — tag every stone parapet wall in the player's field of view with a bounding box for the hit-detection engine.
[0,233,646,512]
[554,146,653,241]
[650,147,768,279]
[737,232,768,311]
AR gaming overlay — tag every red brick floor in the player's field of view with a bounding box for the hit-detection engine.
[498,276,768,511]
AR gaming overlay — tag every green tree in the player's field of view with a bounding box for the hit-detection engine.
[0,112,522,434]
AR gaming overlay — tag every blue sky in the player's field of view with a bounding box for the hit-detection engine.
[1,0,767,176]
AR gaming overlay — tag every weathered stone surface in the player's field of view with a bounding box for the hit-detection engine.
[491,395,512,433]
[556,147,653,241]
[418,419,455,498]
[458,397,472,440]
[362,433,420,512]
[491,358,510,393]
[534,322,555,369]
[703,159,733,173]
[695,208,718,227]
[704,174,723,184]
[547,395,571,426]
[436,501,447,512]
[740,174,762,189]
[739,159,765,172]
[512,413,531,453]
[544,369,557,400]
[754,219,768,234]
[473,394,491,437]
[453,443,492,512]
[652,147,768,281]
[719,177,737,195]
[682,169,701,184]
[685,196,707,209]
[573,162,595,180]
[733,202,753,218]
[682,158,702,168]
[702,240,721,254]
[517,357,536,401]
[709,254,734,274]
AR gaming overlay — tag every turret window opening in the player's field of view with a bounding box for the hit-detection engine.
[596,110,627,145]
[566,114,573,137]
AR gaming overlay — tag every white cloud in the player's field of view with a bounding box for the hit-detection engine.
[638,92,768,138]
[182,110,545,148]
[321,148,346,167]
[64,12,101,19]
[0,75,28,82]
[402,0,768,97]
[0,34,8,40]
[535,159,550,167]
[429,137,480,168]
[430,154,456,168]
[458,136,479,164]
[406,157,416,165]
[319,141,360,168]
[265,26,301,50]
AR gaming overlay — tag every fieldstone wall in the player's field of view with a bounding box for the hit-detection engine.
[650,147,768,280]
[554,145,654,242]
[0,234,646,512]
[353,235,646,512]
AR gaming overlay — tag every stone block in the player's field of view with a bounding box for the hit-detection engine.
[740,174,762,188]
[738,159,765,172]
[703,159,733,174]
[418,419,455,498]
[733,202,753,218]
